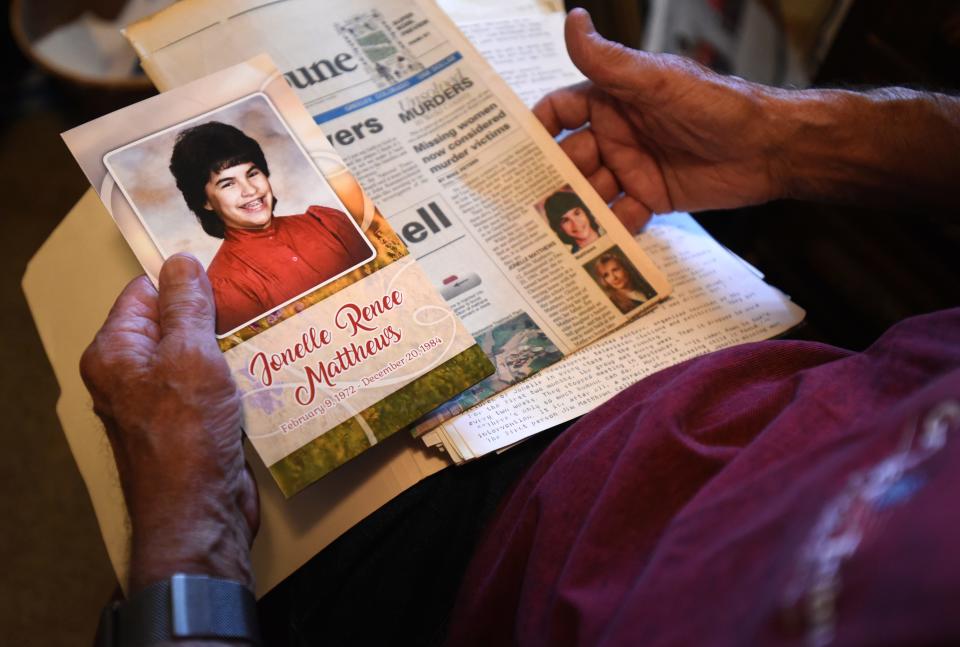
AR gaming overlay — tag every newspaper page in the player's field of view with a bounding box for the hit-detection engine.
[414,0,804,458]
[433,212,806,460]
[125,0,671,434]
[438,0,586,107]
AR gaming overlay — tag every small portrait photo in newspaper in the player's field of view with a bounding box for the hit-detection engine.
[103,93,375,337]
[536,184,606,255]
[585,246,657,315]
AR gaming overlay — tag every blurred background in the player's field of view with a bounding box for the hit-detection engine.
[2,0,959,644]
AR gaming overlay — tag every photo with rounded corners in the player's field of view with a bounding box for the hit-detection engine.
[585,246,657,315]
[534,184,605,255]
[102,92,376,338]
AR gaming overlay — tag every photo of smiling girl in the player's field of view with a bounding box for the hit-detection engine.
[169,121,373,335]
[587,247,657,315]
[542,189,605,254]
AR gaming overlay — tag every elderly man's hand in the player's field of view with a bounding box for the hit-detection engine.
[81,254,258,593]
[535,9,789,231]
[538,9,960,230]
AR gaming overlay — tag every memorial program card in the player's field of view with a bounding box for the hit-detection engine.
[64,55,493,496]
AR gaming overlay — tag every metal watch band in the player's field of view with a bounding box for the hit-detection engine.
[96,574,261,646]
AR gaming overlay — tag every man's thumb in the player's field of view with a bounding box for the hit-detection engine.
[158,254,217,336]
[565,8,653,96]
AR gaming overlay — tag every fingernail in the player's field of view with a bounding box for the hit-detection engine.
[571,7,596,33]
[583,11,596,32]
[164,254,202,283]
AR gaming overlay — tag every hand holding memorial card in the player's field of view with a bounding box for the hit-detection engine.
[64,55,493,496]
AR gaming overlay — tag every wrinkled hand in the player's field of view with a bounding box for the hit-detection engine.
[535,9,788,231]
[81,255,258,593]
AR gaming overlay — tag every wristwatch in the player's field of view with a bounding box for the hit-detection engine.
[95,574,262,646]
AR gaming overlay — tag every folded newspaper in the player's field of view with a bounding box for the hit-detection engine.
[63,56,496,496]
[123,0,673,440]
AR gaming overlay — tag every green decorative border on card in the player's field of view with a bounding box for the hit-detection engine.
[268,344,493,496]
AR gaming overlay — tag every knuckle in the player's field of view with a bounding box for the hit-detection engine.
[162,334,213,364]
[661,52,714,85]
[79,343,99,382]
[166,292,214,323]
[79,337,110,387]
[158,337,232,390]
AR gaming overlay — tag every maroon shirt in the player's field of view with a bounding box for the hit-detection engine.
[448,308,960,646]
[207,206,372,334]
